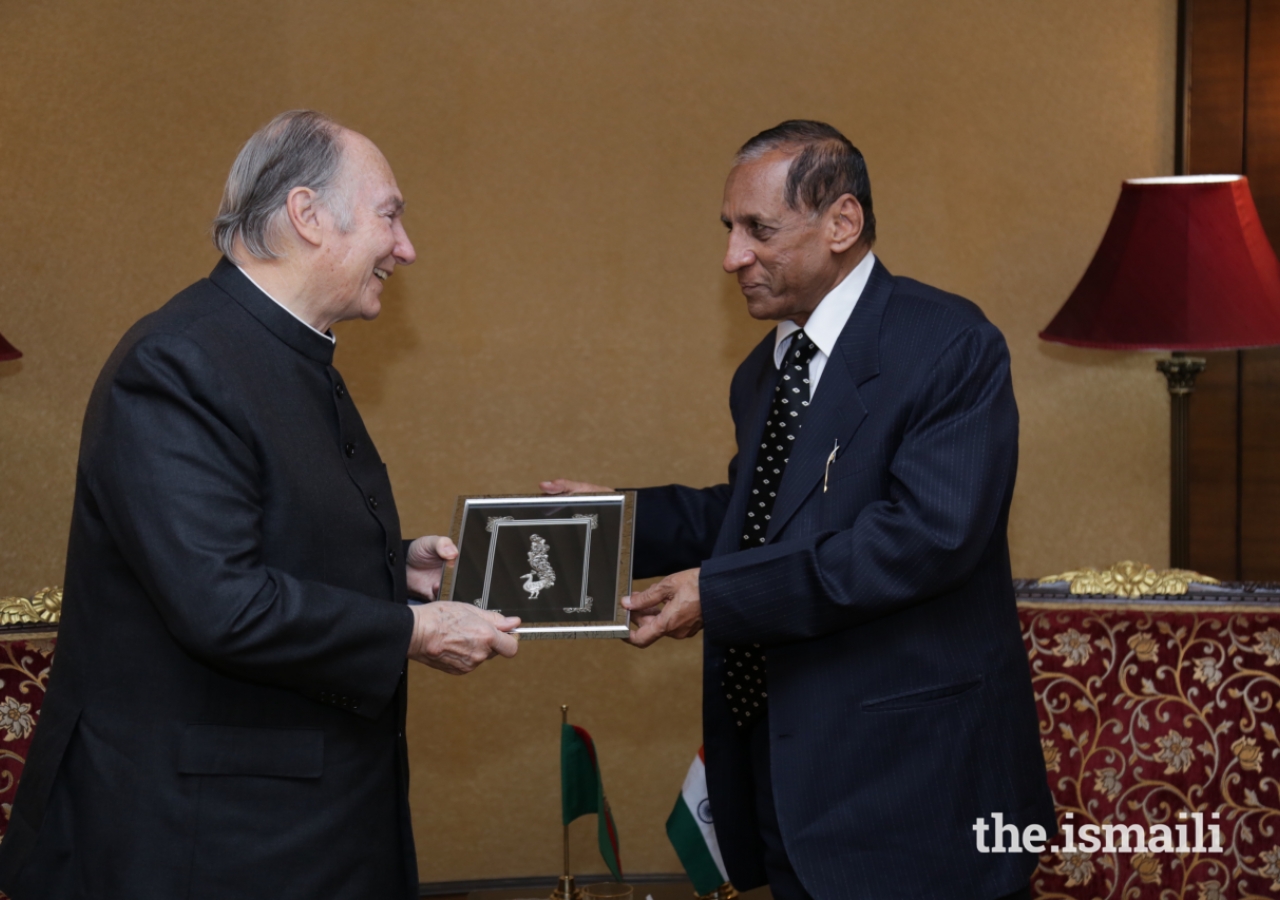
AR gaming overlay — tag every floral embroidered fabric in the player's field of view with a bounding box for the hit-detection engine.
[1022,598,1280,899]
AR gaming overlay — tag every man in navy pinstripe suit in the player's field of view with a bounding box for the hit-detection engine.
[545,120,1053,900]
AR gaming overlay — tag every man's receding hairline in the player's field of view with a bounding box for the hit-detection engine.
[736,144,863,221]
[729,148,831,218]
[334,130,405,208]
[732,146,801,171]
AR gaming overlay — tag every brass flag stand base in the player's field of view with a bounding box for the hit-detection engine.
[551,874,582,900]
[695,883,738,900]
[551,705,583,900]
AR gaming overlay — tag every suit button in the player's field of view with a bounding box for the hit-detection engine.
[368,494,379,509]
[335,383,347,399]
[344,442,356,458]
[388,549,397,566]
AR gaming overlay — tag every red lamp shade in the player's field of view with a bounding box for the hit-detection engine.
[1040,175,1280,350]
[0,330,20,362]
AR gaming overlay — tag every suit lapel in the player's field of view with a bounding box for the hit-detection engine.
[765,259,893,541]
[712,341,778,558]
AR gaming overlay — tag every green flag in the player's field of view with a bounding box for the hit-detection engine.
[561,723,623,881]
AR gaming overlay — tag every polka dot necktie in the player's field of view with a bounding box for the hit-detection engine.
[723,329,821,729]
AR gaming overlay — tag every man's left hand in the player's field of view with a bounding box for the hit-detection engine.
[406,535,458,600]
[624,567,703,647]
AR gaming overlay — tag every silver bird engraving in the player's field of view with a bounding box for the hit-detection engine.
[520,534,556,599]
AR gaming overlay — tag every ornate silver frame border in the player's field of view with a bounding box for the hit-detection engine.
[439,493,635,640]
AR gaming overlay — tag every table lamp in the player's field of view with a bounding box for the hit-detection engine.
[1039,175,1280,569]
[0,330,20,362]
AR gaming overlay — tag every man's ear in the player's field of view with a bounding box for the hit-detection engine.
[828,194,865,253]
[284,186,325,248]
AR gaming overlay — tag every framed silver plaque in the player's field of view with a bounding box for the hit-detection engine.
[438,493,635,639]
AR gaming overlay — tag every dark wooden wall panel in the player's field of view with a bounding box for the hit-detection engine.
[1241,4,1280,577]
[1187,0,1247,579]
[1186,0,1280,580]
[1241,348,1280,578]
[1247,0,1280,244]
[1187,0,1247,174]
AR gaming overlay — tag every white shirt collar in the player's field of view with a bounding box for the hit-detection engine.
[236,265,336,345]
[774,251,875,368]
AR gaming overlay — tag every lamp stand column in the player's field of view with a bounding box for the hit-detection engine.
[1156,352,1206,570]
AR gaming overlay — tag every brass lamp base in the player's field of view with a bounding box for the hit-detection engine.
[551,874,583,900]
[695,883,739,900]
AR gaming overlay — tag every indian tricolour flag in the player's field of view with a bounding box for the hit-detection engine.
[665,747,730,896]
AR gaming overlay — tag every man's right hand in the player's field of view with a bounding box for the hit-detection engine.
[408,602,520,675]
[540,479,614,494]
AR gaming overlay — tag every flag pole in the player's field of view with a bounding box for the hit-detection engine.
[562,704,570,879]
[552,705,581,900]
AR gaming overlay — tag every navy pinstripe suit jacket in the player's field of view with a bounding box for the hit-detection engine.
[634,260,1054,900]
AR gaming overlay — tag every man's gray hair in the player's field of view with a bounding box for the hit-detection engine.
[212,110,353,263]
[735,119,876,245]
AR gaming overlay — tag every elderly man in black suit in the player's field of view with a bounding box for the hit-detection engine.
[0,110,520,900]
[545,121,1054,900]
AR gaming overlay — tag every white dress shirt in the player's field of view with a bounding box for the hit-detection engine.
[773,250,876,398]
[236,265,336,344]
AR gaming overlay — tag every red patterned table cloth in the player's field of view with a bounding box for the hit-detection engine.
[1019,594,1280,899]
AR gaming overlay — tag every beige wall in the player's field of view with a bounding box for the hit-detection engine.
[0,0,1175,882]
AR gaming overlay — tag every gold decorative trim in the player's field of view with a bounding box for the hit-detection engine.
[0,587,62,626]
[1037,561,1220,598]
[1017,599,1279,614]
